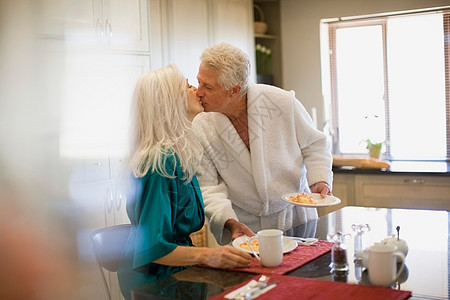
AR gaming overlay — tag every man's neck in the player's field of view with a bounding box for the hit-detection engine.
[223,94,247,121]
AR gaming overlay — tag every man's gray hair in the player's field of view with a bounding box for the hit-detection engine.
[200,43,250,95]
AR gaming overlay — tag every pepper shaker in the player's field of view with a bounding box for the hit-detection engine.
[328,232,351,272]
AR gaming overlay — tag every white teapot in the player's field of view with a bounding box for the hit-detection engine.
[356,235,408,266]
[381,235,408,260]
[355,226,408,266]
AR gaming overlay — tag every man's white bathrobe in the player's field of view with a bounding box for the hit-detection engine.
[192,83,333,244]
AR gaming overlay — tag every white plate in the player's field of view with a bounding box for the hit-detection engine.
[280,193,341,208]
[232,235,297,254]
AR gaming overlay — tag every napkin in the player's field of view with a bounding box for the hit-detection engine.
[224,279,277,300]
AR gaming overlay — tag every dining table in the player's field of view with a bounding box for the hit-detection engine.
[131,206,449,300]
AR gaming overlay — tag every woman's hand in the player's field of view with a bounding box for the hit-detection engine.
[154,244,251,269]
[204,245,252,269]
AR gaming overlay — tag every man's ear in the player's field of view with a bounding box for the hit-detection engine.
[230,85,242,96]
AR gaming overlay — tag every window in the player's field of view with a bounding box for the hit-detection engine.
[321,7,450,161]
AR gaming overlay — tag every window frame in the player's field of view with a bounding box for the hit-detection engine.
[323,7,450,161]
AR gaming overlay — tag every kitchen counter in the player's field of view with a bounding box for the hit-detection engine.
[333,160,450,176]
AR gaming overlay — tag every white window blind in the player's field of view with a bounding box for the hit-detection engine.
[322,7,450,161]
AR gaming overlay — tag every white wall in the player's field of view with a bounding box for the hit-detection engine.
[280,0,450,131]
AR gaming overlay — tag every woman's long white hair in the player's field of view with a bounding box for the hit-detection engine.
[129,64,203,182]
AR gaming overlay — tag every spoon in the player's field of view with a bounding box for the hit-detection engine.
[297,237,318,243]
[289,237,318,245]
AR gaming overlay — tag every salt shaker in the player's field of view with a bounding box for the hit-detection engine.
[352,223,370,252]
[352,223,370,265]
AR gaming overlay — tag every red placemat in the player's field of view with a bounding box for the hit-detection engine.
[209,275,412,300]
[227,240,332,275]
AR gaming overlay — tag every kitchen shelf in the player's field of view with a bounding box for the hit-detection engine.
[255,33,276,39]
[253,0,281,87]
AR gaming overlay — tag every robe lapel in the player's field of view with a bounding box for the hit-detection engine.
[247,89,270,206]
[247,87,287,215]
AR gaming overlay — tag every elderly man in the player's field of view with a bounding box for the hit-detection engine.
[193,43,333,245]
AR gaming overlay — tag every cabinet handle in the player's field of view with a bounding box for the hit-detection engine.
[95,17,103,41]
[115,192,122,210]
[105,19,112,44]
[404,178,425,184]
[106,188,113,212]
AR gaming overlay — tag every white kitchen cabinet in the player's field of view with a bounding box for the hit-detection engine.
[63,0,149,52]
[354,174,450,210]
[160,0,254,84]
[209,0,254,63]
[110,142,133,227]
[70,157,129,300]
[33,1,254,298]
[60,53,149,158]
[329,172,450,212]
[98,0,149,51]
[160,0,210,83]
[55,2,149,298]
[59,52,146,227]
[210,0,255,80]
[60,45,143,222]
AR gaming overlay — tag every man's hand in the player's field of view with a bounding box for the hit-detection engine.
[225,219,255,241]
[309,181,332,198]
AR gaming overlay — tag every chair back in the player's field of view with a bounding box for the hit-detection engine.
[91,224,131,299]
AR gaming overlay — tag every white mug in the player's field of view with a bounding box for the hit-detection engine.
[248,229,283,267]
[367,243,405,286]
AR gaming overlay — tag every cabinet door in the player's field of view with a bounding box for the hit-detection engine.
[63,0,149,52]
[165,0,210,84]
[60,54,150,158]
[63,0,99,46]
[111,171,132,226]
[209,0,255,68]
[354,174,450,210]
[106,0,150,51]
[162,0,254,83]
[36,0,66,37]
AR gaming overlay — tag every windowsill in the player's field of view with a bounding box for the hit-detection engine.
[333,159,450,176]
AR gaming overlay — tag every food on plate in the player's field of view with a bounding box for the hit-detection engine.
[239,239,259,252]
[289,193,317,205]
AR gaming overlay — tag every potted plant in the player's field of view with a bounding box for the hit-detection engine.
[362,139,386,159]
[255,44,273,85]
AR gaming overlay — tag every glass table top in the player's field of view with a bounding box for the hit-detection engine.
[132,206,449,300]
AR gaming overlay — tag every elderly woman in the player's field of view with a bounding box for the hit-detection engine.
[117,64,251,300]
[193,43,333,245]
